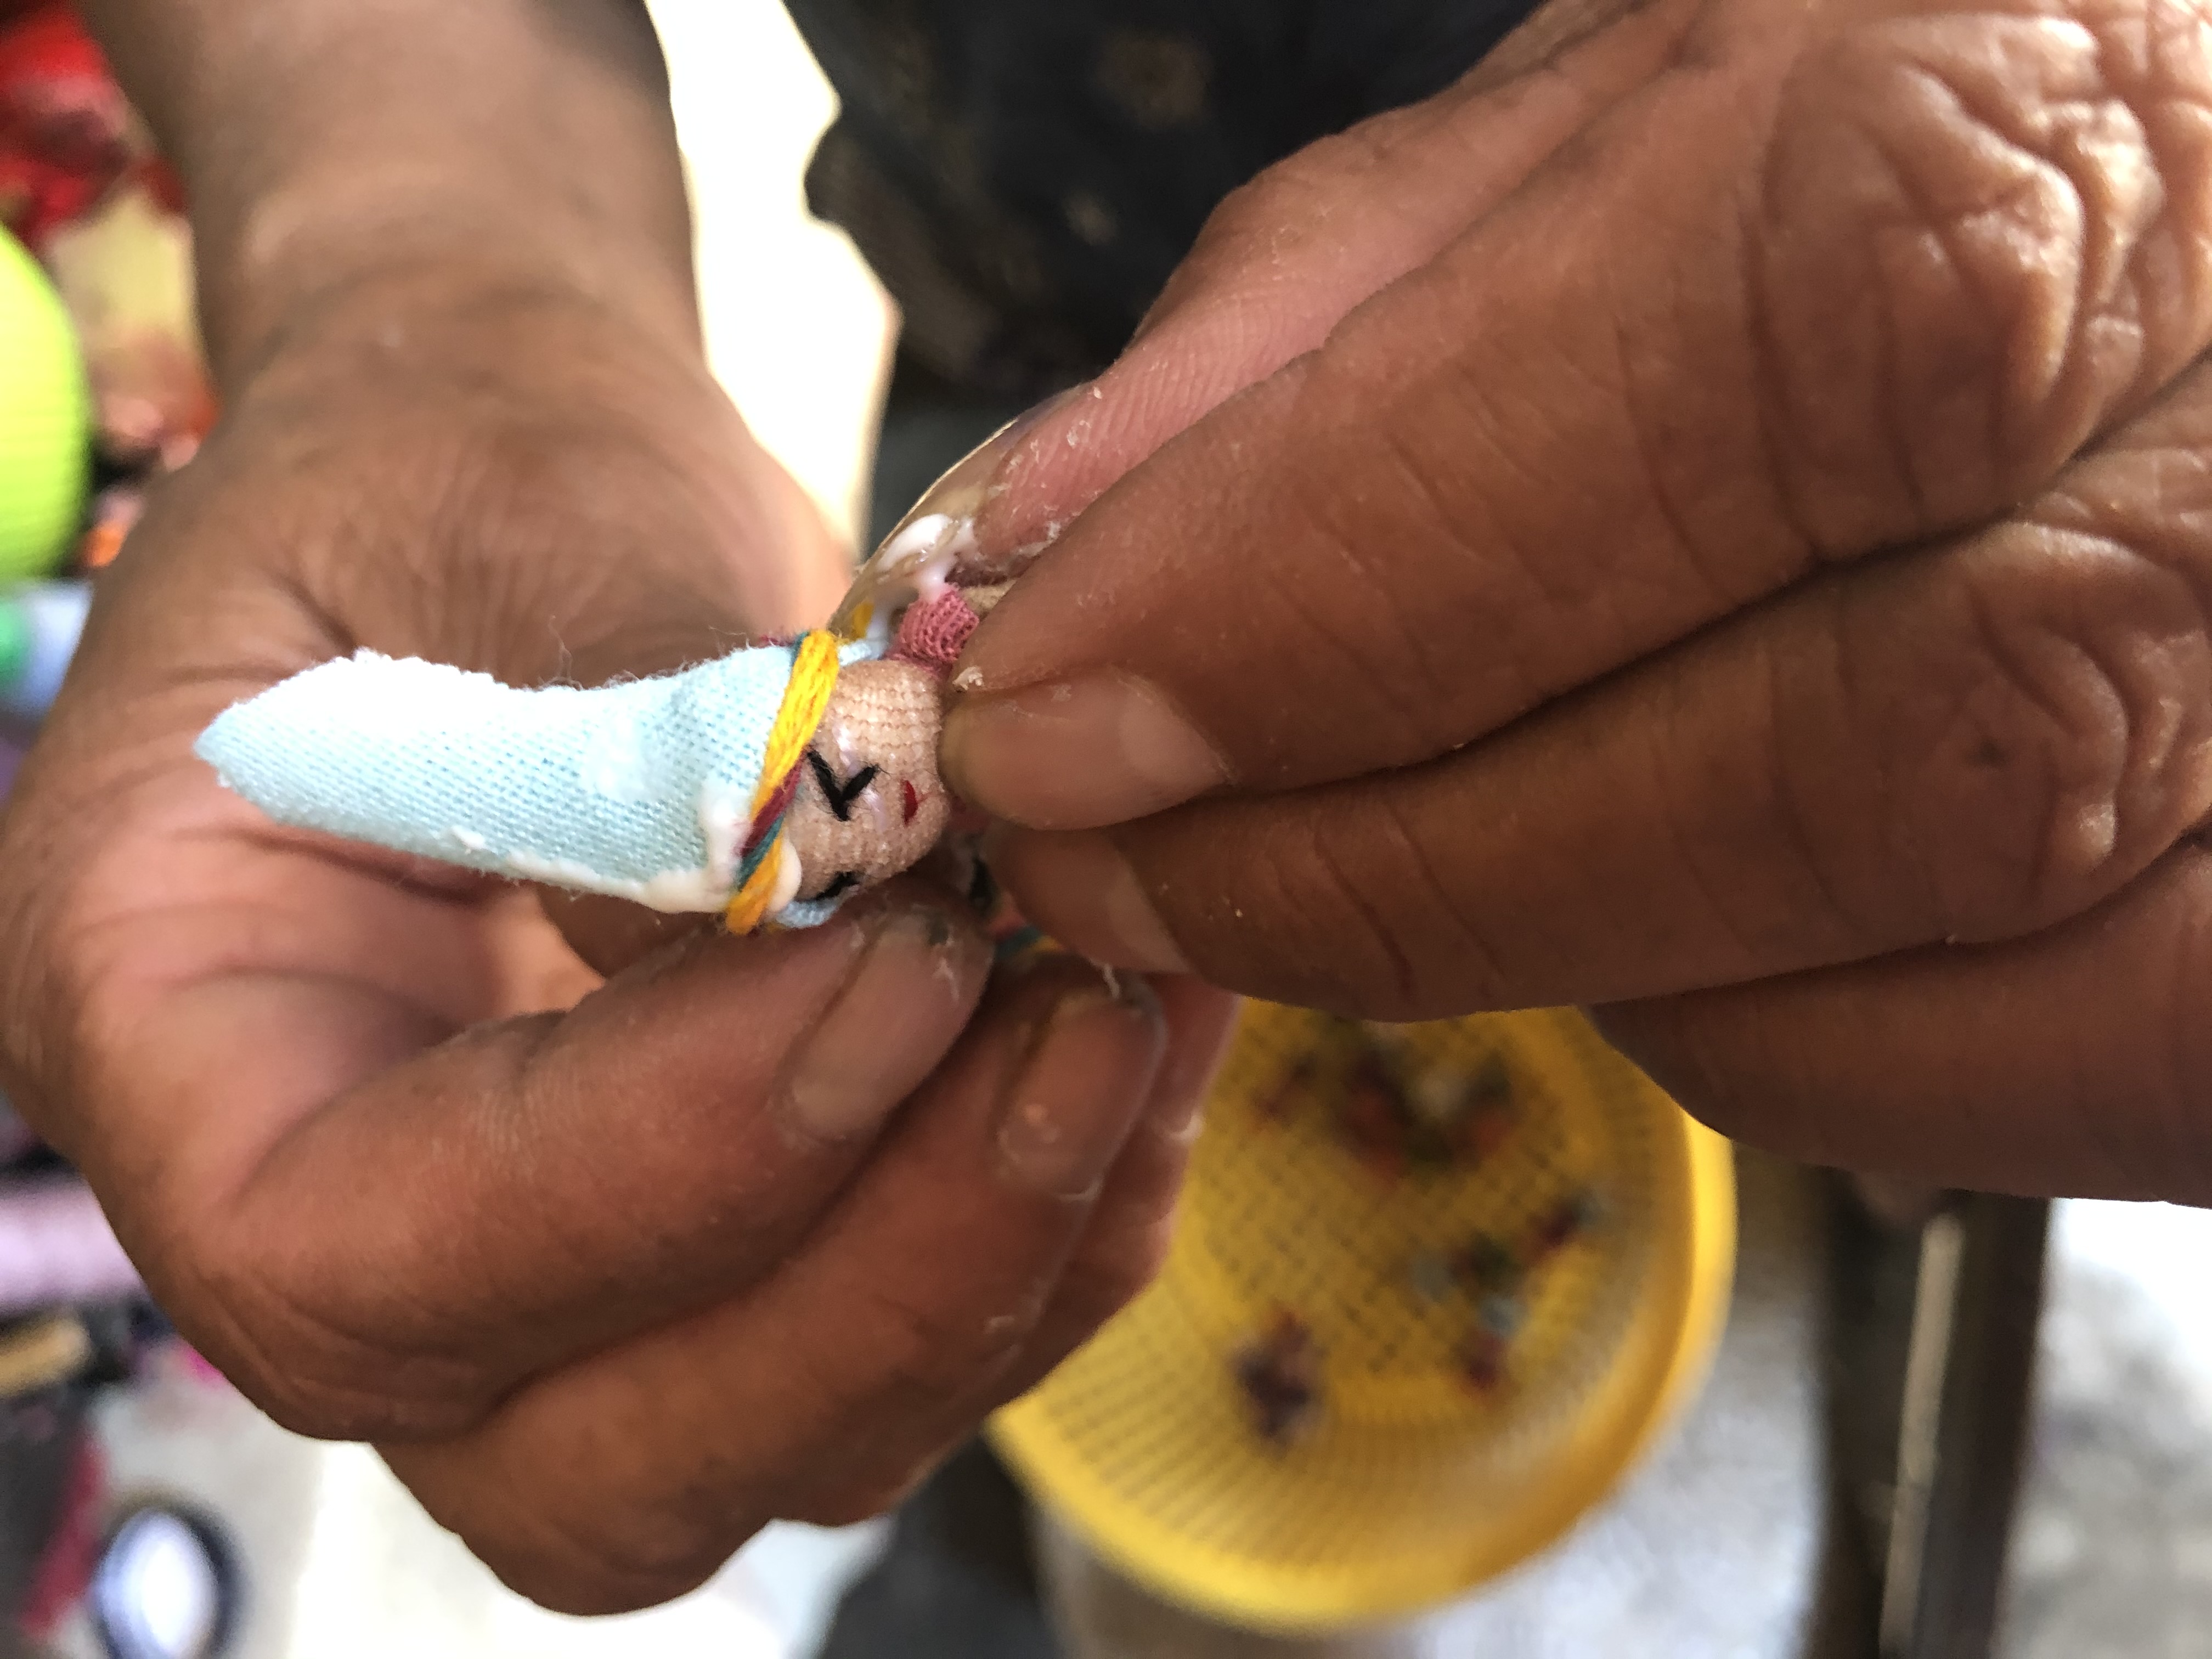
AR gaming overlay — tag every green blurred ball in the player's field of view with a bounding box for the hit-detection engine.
[0,228,90,582]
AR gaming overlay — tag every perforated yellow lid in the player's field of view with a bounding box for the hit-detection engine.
[991,1002,1735,1633]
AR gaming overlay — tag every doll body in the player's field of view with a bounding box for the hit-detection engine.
[196,635,953,929]
[196,461,1003,932]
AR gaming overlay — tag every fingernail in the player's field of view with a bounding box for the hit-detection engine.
[997,983,1166,1198]
[785,904,975,1141]
[1146,996,1239,1146]
[896,388,1081,536]
[832,386,1086,634]
[941,674,1226,831]
[1147,1054,1211,1147]
[985,826,1192,975]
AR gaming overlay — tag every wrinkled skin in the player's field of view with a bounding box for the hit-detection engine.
[945,0,2212,1203]
[18,0,2212,1617]
[0,283,1237,1613]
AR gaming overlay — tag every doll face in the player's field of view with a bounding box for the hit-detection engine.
[785,659,950,905]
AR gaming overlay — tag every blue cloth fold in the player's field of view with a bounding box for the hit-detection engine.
[195,642,882,918]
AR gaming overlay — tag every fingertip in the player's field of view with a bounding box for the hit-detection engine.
[941,673,1226,831]
[1144,975,1241,1142]
[983,824,1193,974]
[994,973,1169,1199]
[779,891,995,1144]
[548,882,991,1138]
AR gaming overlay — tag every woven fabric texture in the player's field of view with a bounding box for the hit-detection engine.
[196,640,885,916]
[786,658,951,905]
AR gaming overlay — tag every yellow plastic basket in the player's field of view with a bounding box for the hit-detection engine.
[992,1002,1735,1633]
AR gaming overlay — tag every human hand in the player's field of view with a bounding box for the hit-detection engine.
[924,0,2212,1200]
[0,281,1234,1612]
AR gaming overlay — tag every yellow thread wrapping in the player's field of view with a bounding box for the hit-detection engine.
[722,842,783,935]
[758,631,842,802]
[723,630,842,934]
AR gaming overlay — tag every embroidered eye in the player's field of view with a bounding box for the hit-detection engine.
[807,751,879,821]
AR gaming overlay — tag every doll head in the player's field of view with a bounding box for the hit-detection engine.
[783,657,950,905]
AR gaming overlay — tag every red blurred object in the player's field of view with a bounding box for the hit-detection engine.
[0,1,172,252]
[1234,1307,1324,1447]
[1457,1328,1509,1394]
[17,1432,101,1640]
[1,2,215,475]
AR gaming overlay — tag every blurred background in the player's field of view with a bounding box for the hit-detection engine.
[5,4,2212,1658]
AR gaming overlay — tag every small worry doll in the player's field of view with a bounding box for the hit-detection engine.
[196,489,1014,933]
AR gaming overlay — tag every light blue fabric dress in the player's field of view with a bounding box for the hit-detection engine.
[195,641,883,922]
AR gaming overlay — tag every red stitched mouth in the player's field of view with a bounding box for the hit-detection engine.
[901,780,922,825]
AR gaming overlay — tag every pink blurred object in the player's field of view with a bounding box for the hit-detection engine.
[171,1341,224,1387]
[0,1176,139,1314]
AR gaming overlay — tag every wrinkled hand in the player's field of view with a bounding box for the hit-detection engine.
[0,282,1233,1612]
[940,0,2212,1200]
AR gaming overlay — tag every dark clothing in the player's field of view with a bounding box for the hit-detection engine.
[783,0,1543,398]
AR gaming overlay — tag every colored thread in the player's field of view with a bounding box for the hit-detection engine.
[890,587,981,671]
[723,630,842,934]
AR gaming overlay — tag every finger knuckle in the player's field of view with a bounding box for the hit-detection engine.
[1046,1272,1150,1342]
[402,1438,754,1616]
[179,1221,486,1442]
[1873,524,2212,932]
[1052,1237,1170,1338]
[1585,1001,1756,1144]
[1151,108,1426,320]
[787,1467,932,1530]
[1264,568,1454,776]
[1108,1212,1179,1302]
[1755,0,2212,545]
[467,1506,735,1617]
[1192,119,1407,262]
[1202,809,1456,1019]
[862,1285,1029,1404]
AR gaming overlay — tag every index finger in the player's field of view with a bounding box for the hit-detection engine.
[941,0,2212,830]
